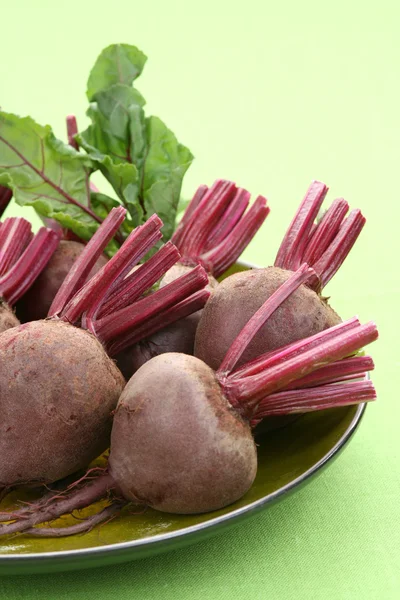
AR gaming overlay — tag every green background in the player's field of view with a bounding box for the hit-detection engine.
[1,0,399,597]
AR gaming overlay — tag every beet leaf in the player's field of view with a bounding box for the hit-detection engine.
[86,43,147,101]
[0,112,104,242]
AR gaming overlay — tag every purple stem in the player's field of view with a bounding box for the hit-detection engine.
[80,226,165,333]
[60,214,163,325]
[48,207,127,317]
[274,181,328,270]
[97,242,181,319]
[107,289,210,356]
[95,264,208,344]
[0,218,32,276]
[0,228,61,305]
[82,240,179,333]
[203,188,251,251]
[312,209,366,289]
[172,184,209,249]
[179,180,237,259]
[229,317,361,381]
[302,198,349,266]
[66,115,79,151]
[66,114,99,196]
[282,355,374,390]
[252,378,376,419]
[228,321,378,410]
[201,195,270,278]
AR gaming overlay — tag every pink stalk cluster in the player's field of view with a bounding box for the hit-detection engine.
[48,207,210,354]
[172,179,270,277]
[275,181,366,291]
[0,217,60,305]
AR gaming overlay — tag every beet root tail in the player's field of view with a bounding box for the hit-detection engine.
[0,472,115,537]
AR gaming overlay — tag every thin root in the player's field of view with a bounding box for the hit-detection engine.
[22,503,125,538]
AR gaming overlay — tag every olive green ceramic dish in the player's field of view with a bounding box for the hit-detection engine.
[0,262,367,575]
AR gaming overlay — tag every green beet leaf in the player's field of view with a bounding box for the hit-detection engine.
[81,44,194,245]
[78,85,147,225]
[87,44,147,101]
[0,111,104,241]
[143,116,193,242]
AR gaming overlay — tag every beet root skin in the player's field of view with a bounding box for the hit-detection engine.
[195,266,341,371]
[116,313,200,379]
[0,320,125,488]
[109,353,257,514]
[0,301,20,334]
[16,240,108,322]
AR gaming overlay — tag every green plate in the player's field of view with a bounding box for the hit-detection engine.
[0,262,367,575]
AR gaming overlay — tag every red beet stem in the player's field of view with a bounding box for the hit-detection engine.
[218,263,315,377]
[60,213,163,324]
[229,317,361,381]
[66,114,99,195]
[48,206,127,317]
[0,227,61,305]
[66,115,79,151]
[97,228,162,306]
[107,289,210,356]
[303,198,349,267]
[275,181,328,270]
[201,195,270,278]
[81,226,164,333]
[0,217,32,277]
[171,180,269,276]
[95,264,208,344]
[97,242,181,319]
[204,188,251,251]
[83,239,178,333]
[172,184,209,248]
[0,186,13,218]
[312,209,366,289]
[227,320,378,410]
[179,180,237,259]
[0,473,113,536]
[251,378,376,419]
[282,355,374,390]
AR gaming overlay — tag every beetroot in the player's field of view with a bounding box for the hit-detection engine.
[195,266,341,370]
[0,320,124,486]
[0,208,209,494]
[17,240,108,322]
[111,353,257,514]
[195,180,365,369]
[118,180,270,378]
[0,217,60,334]
[116,313,199,378]
[0,265,378,535]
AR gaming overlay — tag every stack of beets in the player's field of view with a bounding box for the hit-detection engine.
[0,179,378,537]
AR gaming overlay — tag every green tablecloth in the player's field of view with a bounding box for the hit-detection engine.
[1,0,399,597]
